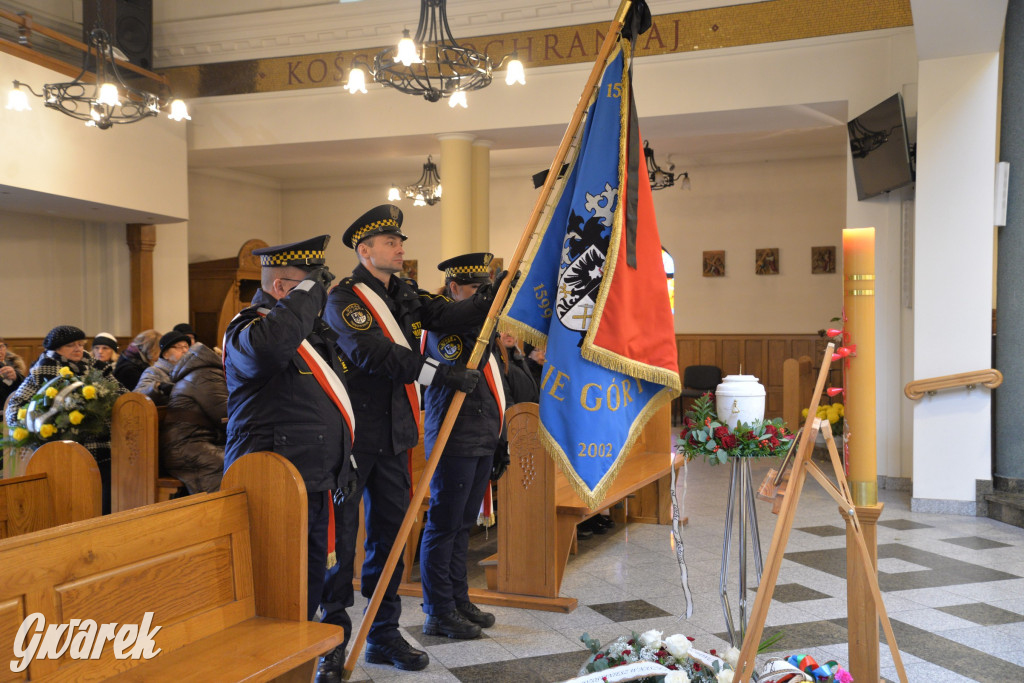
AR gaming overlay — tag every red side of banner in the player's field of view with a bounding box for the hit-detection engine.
[592,157,679,376]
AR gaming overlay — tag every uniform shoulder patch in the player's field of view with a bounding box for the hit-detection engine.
[437,334,463,361]
[341,277,356,287]
[342,303,373,330]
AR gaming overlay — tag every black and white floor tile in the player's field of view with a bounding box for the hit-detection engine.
[344,459,1024,682]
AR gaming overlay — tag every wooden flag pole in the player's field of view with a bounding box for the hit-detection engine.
[341,0,635,677]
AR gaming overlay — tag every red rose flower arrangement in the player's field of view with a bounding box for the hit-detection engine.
[677,393,793,466]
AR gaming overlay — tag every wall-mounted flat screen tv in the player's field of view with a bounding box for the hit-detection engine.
[847,93,914,200]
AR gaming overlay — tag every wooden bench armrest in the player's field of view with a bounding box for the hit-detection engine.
[103,617,344,682]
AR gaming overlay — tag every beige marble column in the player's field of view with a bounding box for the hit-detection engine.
[471,139,492,252]
[438,133,474,259]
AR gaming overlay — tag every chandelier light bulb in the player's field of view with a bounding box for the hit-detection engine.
[448,90,467,108]
[345,67,367,94]
[435,184,442,198]
[679,172,691,191]
[96,82,120,107]
[413,193,426,207]
[396,30,422,67]
[5,87,30,111]
[167,99,191,121]
[505,58,526,86]
[388,186,401,201]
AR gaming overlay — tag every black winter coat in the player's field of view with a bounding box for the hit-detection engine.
[223,284,352,494]
[160,343,228,494]
[324,264,489,455]
[114,347,150,390]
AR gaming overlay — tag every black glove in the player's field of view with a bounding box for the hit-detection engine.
[158,381,174,396]
[436,364,481,394]
[475,269,509,304]
[333,454,359,505]
[491,439,510,481]
[305,266,336,290]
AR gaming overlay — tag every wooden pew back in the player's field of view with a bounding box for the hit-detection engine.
[0,451,308,680]
[110,393,183,512]
[0,441,100,539]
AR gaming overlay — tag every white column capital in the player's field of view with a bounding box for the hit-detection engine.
[436,133,476,143]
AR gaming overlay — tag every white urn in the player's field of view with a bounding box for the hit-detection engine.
[715,374,766,429]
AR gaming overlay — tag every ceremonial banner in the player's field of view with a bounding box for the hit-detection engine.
[500,43,680,508]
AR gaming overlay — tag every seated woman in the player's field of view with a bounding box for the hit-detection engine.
[134,330,191,406]
[159,342,227,494]
[90,332,119,372]
[4,325,125,513]
[114,329,160,390]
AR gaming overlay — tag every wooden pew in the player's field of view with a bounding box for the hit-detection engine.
[0,440,101,538]
[0,450,343,681]
[110,392,185,512]
[482,402,678,612]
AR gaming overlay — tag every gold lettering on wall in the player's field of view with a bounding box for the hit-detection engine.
[164,0,912,98]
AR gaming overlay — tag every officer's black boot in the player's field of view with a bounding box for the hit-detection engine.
[423,609,482,639]
[315,645,345,683]
[456,601,496,628]
[365,634,430,671]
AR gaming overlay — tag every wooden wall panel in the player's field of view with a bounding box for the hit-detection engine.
[673,333,824,420]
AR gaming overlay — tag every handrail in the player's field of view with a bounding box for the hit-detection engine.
[904,368,1003,400]
[0,9,169,87]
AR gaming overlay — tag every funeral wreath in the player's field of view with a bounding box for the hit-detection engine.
[2,368,120,450]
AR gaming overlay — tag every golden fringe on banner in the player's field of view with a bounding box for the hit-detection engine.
[540,386,675,509]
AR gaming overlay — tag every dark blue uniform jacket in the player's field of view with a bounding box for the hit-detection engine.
[422,329,502,458]
[324,264,488,455]
[223,285,351,493]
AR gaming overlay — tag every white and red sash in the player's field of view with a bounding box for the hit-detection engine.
[249,307,356,444]
[351,282,421,429]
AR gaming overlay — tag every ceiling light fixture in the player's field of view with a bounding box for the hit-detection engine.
[389,156,443,207]
[643,140,691,191]
[3,3,189,129]
[347,0,525,107]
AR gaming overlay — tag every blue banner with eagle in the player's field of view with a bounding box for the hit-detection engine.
[499,43,680,509]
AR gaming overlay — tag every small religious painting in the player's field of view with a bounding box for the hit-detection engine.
[811,246,837,274]
[755,248,779,275]
[702,251,725,277]
[488,257,504,281]
[400,259,418,282]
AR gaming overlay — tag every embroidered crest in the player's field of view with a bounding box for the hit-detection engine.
[556,182,617,335]
[437,334,463,361]
[342,303,372,330]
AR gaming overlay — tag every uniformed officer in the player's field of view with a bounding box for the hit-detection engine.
[222,235,354,626]
[319,206,504,678]
[419,253,508,640]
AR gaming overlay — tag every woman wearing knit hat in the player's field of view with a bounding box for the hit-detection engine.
[3,325,126,514]
[91,332,119,371]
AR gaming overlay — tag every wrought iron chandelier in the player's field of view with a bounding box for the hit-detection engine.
[389,156,443,206]
[5,3,189,129]
[644,140,689,191]
[346,0,525,108]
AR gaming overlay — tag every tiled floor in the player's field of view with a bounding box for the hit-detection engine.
[343,458,1024,682]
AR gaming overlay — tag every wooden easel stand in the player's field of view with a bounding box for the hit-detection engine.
[733,345,907,683]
